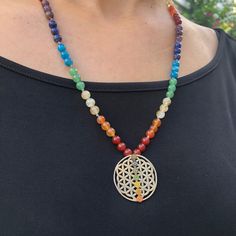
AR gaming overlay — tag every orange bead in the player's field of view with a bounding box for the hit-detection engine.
[101,121,110,131]
[97,115,105,124]
[106,128,116,137]
[136,195,143,203]
[146,129,155,139]
[168,5,176,16]
[152,118,161,128]
[136,189,142,195]
[150,125,158,133]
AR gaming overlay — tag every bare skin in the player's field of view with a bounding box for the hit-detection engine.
[0,0,218,83]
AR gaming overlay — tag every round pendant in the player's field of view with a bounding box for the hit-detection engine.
[113,154,158,203]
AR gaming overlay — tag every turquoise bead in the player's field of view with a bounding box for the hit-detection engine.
[58,43,66,52]
[73,74,81,83]
[61,51,69,59]
[171,71,178,78]
[76,81,85,91]
[172,60,180,67]
[172,66,179,72]
[168,84,176,92]
[69,68,78,76]
[64,58,73,66]
[169,79,177,86]
[166,91,174,98]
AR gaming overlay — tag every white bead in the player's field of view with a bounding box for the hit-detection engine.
[160,104,169,112]
[90,106,100,115]
[86,98,96,107]
[81,90,91,100]
[163,97,171,106]
[156,110,165,119]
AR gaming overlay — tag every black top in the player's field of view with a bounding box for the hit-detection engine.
[0,28,236,236]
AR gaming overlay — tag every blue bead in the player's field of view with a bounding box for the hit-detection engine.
[175,42,182,49]
[64,58,73,66]
[54,34,62,43]
[51,27,59,35]
[61,51,69,59]
[58,44,66,52]
[49,19,57,28]
[174,48,181,54]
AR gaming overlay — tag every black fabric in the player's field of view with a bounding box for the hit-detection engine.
[0,28,236,236]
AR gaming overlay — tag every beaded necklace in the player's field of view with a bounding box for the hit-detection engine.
[39,0,183,203]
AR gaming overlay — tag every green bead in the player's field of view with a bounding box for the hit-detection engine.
[73,74,81,83]
[166,91,174,98]
[169,78,177,86]
[76,81,85,91]
[133,175,139,180]
[168,84,176,92]
[69,67,78,76]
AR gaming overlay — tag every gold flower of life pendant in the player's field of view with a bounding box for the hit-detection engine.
[113,154,158,203]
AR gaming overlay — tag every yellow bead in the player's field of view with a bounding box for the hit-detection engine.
[90,105,100,115]
[134,181,141,188]
[81,90,91,100]
[160,104,169,112]
[106,128,116,137]
[156,110,165,119]
[101,121,110,131]
[86,98,96,107]
[163,97,171,106]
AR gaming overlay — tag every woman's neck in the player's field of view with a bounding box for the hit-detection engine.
[50,0,166,19]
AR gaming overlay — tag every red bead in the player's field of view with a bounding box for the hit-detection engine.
[138,143,146,152]
[173,13,179,19]
[123,148,132,156]
[112,136,121,144]
[176,20,182,25]
[117,142,126,152]
[133,149,141,155]
[146,129,155,139]
[141,137,150,145]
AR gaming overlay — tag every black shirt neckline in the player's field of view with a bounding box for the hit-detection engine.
[0,28,225,92]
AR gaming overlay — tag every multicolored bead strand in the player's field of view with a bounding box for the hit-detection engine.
[39,0,183,160]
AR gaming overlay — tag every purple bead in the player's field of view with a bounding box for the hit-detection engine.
[46,11,54,19]
[51,27,59,35]
[43,5,51,12]
[42,0,49,6]
[176,36,183,42]
[177,30,183,36]
[174,54,181,60]
[174,48,181,54]
[176,25,183,31]
[49,19,57,28]
[54,34,62,43]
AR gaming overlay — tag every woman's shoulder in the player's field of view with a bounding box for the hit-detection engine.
[223,29,236,54]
